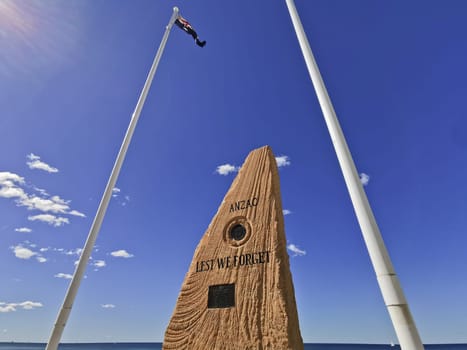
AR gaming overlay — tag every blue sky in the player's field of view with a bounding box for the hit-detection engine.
[1,0,467,345]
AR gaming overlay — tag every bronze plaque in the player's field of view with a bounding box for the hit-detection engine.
[208,284,235,308]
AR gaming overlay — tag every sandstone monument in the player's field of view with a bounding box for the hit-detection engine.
[163,146,303,350]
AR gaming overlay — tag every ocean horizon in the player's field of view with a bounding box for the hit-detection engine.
[1,343,466,350]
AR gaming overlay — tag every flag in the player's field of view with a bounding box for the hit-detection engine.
[175,16,206,48]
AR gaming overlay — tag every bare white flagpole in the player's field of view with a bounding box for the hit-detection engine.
[284,1,424,349]
[45,7,179,350]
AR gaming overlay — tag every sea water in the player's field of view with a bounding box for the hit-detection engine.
[0,344,466,350]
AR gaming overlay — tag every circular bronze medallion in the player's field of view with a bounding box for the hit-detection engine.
[230,224,246,241]
[223,217,251,247]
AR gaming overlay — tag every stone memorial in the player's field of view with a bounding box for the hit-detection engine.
[163,146,304,350]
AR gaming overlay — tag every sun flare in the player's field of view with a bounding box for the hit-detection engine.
[0,0,83,76]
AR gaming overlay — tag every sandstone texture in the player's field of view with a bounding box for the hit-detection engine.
[163,146,303,350]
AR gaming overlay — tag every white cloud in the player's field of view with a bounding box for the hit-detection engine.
[36,256,47,263]
[20,195,70,213]
[11,245,36,259]
[112,187,130,206]
[360,172,370,186]
[1,169,86,231]
[0,301,43,313]
[287,243,306,257]
[0,172,27,200]
[110,249,134,258]
[101,304,115,309]
[15,227,32,233]
[93,260,106,268]
[33,187,49,197]
[0,185,27,199]
[26,153,58,173]
[20,301,43,310]
[27,154,40,161]
[0,304,16,313]
[112,187,121,197]
[25,199,82,221]
[1,171,84,227]
[28,214,69,227]
[11,244,47,262]
[275,155,291,168]
[54,273,73,279]
[120,194,130,206]
[215,164,239,176]
[283,209,292,216]
[68,210,86,217]
[65,248,83,256]
[0,172,25,185]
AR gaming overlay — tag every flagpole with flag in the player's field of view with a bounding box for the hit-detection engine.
[284,1,424,349]
[45,7,180,350]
